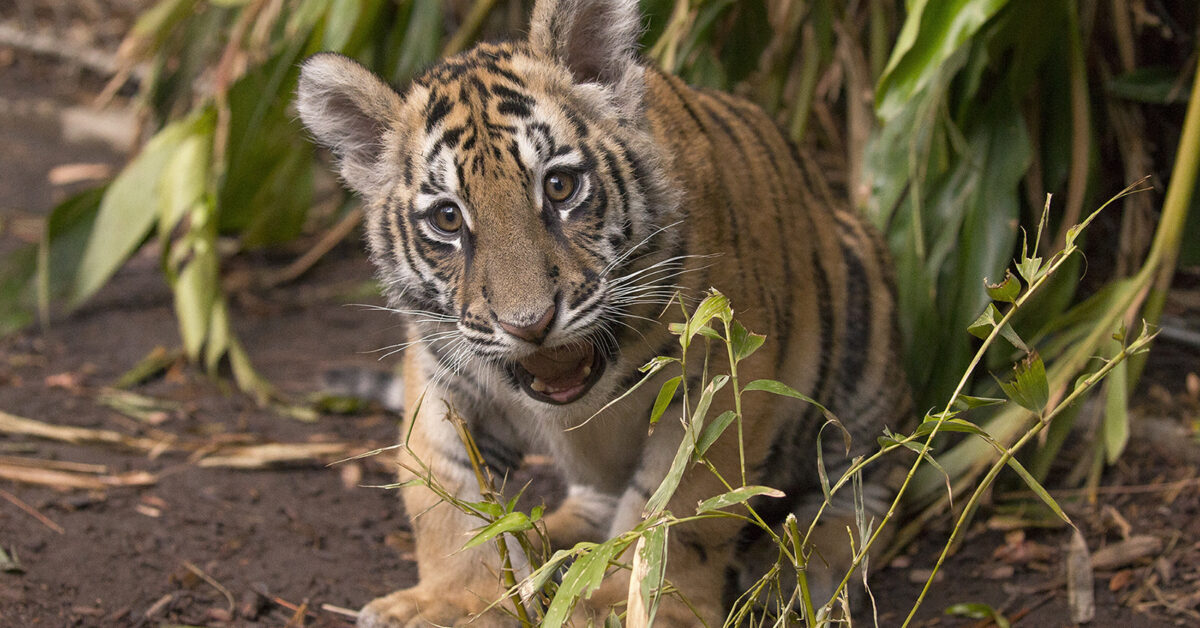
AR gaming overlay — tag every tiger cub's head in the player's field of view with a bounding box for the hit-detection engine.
[297,0,679,406]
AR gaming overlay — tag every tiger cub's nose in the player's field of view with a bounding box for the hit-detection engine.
[497,304,556,344]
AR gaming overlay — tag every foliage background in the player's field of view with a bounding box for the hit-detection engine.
[2,0,1197,499]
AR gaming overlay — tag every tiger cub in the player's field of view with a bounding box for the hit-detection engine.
[297,0,910,625]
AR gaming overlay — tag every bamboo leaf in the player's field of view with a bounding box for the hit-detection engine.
[649,376,681,427]
[953,395,1006,410]
[1004,456,1072,527]
[742,379,827,412]
[996,352,1049,413]
[541,540,622,628]
[696,485,784,514]
[1102,359,1129,463]
[683,291,730,343]
[460,511,532,552]
[729,320,766,362]
[693,410,737,460]
[984,269,1021,303]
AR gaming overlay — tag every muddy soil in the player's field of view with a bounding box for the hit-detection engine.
[2,12,1200,628]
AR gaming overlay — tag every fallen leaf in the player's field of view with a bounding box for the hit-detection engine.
[47,162,112,185]
[44,372,84,391]
[1067,529,1095,623]
[1091,535,1163,570]
[1108,569,1134,591]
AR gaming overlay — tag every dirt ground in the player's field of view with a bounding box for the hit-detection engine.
[3,8,1200,628]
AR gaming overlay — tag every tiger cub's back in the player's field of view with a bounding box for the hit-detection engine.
[645,69,910,454]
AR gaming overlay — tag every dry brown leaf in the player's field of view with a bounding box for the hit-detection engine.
[1109,569,1134,591]
[44,372,84,391]
[196,443,356,469]
[0,410,166,452]
[0,455,107,474]
[994,529,1056,564]
[1068,529,1096,623]
[0,462,156,490]
[1091,535,1164,570]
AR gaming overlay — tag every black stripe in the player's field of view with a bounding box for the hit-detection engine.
[425,94,452,132]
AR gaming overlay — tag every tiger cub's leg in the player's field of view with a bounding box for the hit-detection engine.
[571,407,737,627]
[358,363,522,627]
[536,484,618,550]
[790,477,895,616]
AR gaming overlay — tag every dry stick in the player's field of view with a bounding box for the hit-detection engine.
[1051,8,1092,250]
[0,488,65,534]
[258,206,363,289]
[0,23,129,77]
[182,560,236,614]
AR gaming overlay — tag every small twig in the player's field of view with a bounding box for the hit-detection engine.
[181,560,235,613]
[283,599,310,628]
[320,603,359,619]
[0,488,65,534]
[0,22,141,78]
[257,206,362,289]
[142,592,175,620]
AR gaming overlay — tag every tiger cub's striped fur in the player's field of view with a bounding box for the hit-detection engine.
[297,0,909,625]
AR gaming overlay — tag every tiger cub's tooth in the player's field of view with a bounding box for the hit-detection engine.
[530,378,547,393]
[582,365,591,377]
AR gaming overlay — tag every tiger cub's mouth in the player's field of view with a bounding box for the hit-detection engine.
[510,342,606,405]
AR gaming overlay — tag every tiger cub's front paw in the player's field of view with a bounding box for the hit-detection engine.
[357,585,518,628]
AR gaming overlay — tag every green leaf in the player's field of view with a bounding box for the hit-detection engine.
[966,303,1028,352]
[542,540,623,628]
[742,379,827,411]
[984,269,1020,303]
[952,394,1006,410]
[996,352,1049,414]
[1106,66,1192,104]
[913,416,992,440]
[1003,456,1072,527]
[693,410,737,460]
[461,500,505,519]
[157,122,212,238]
[730,320,766,362]
[70,114,205,307]
[1102,359,1129,464]
[690,374,729,432]
[460,511,532,552]
[649,376,681,427]
[644,434,694,517]
[697,485,784,514]
[635,522,669,624]
[322,0,367,51]
[521,548,576,604]
[173,242,218,360]
[945,602,1011,628]
[876,0,1011,122]
[0,187,105,334]
[683,291,730,344]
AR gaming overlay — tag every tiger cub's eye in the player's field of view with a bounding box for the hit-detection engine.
[543,171,578,204]
[431,204,463,234]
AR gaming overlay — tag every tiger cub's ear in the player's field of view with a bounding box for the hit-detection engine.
[528,0,645,115]
[296,53,404,200]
